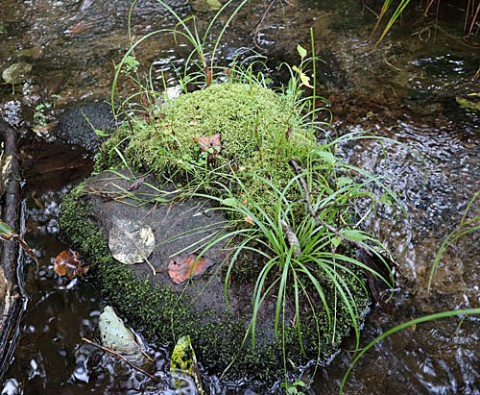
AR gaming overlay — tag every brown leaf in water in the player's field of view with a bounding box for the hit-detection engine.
[54,250,89,279]
[66,20,95,35]
[32,120,59,137]
[168,253,214,284]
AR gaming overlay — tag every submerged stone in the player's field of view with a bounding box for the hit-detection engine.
[53,102,115,153]
[2,62,32,85]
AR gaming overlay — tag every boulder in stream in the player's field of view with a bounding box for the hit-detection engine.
[59,82,373,376]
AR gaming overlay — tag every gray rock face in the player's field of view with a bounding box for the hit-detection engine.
[83,170,241,316]
[78,169,295,343]
[53,102,116,153]
[61,167,372,374]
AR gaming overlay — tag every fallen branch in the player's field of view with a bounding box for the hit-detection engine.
[0,119,25,379]
[0,221,39,269]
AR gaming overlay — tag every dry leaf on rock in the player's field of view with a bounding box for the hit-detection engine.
[108,217,155,265]
[128,176,146,191]
[168,253,214,284]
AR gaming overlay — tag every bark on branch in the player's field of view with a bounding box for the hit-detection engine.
[0,119,24,379]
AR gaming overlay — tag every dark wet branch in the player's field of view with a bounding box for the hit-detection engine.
[0,120,21,279]
[82,337,162,383]
[0,119,24,379]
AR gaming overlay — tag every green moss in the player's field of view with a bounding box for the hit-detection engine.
[60,183,370,376]
[59,184,110,265]
[96,83,316,201]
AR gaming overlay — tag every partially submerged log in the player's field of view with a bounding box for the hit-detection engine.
[0,119,26,379]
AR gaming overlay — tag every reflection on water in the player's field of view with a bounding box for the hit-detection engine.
[316,117,480,394]
[1,0,479,393]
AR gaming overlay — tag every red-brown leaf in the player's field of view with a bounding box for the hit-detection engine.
[168,254,214,284]
[53,250,88,279]
[194,133,222,164]
[128,176,146,191]
[195,133,222,152]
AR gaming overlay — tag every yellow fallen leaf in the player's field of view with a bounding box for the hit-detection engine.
[244,215,255,225]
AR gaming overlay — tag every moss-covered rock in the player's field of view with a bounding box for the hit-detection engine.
[59,172,370,377]
[96,82,316,205]
[60,81,373,377]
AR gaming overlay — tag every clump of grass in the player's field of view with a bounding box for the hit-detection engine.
[193,163,394,349]
[371,0,480,45]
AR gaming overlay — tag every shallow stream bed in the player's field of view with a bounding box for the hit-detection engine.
[1,0,479,393]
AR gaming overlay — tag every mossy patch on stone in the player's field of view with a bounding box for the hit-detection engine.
[59,175,370,377]
[96,82,316,204]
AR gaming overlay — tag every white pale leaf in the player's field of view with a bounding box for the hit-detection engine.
[108,217,155,265]
[99,306,140,355]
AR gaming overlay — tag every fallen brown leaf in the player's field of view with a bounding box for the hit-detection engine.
[194,133,222,164]
[168,253,214,284]
[54,250,89,279]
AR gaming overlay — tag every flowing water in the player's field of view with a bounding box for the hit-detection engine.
[0,0,479,393]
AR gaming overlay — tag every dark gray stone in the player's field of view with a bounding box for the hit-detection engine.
[53,102,116,153]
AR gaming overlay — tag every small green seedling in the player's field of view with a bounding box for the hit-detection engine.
[0,220,38,266]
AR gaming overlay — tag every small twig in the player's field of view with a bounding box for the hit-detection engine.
[82,337,161,383]
[14,235,39,269]
[252,0,277,50]
[288,158,373,257]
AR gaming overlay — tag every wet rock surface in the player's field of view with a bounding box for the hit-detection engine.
[1,0,480,392]
[53,102,115,152]
[70,170,294,348]
[58,159,375,381]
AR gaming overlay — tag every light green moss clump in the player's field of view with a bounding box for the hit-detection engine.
[97,83,315,193]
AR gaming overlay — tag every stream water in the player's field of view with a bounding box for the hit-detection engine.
[1,0,479,393]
